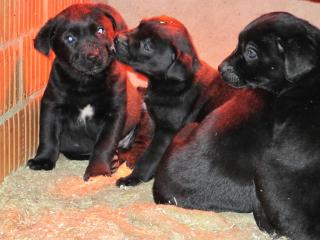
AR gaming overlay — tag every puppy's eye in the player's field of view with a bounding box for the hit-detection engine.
[66,35,76,44]
[246,47,258,60]
[141,39,153,53]
[97,26,105,35]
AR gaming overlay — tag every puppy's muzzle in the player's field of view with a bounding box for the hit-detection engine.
[114,34,128,47]
[114,34,129,59]
[218,63,243,88]
[72,44,109,75]
[86,48,101,64]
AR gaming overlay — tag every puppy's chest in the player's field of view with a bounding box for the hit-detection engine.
[63,94,113,124]
[145,95,191,129]
[145,87,199,114]
[77,104,95,123]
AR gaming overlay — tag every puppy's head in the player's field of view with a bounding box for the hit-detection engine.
[34,3,127,75]
[114,16,199,82]
[219,12,320,93]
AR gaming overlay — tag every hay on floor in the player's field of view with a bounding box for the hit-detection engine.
[0,155,284,240]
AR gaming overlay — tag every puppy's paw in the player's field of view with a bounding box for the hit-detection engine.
[116,175,142,187]
[83,157,120,181]
[118,152,136,169]
[27,158,55,171]
[125,159,136,169]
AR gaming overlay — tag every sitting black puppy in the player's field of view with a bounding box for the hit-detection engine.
[27,3,144,181]
[114,16,238,186]
[219,12,320,240]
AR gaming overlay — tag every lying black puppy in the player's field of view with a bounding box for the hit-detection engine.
[27,3,144,181]
[153,91,273,212]
[114,16,238,186]
[219,12,320,240]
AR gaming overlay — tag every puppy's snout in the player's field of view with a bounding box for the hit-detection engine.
[218,62,232,75]
[115,34,127,44]
[218,63,225,73]
[114,34,128,50]
[87,48,100,62]
[218,62,243,88]
[113,34,129,60]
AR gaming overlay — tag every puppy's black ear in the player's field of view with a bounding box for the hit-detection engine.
[280,37,318,82]
[166,53,194,82]
[97,4,127,32]
[34,18,57,56]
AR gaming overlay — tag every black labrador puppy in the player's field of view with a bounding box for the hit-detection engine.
[114,16,238,186]
[153,90,273,213]
[27,3,144,181]
[219,12,320,240]
[150,23,274,213]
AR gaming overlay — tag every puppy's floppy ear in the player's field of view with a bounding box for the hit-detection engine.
[34,18,57,56]
[97,4,128,32]
[278,37,319,83]
[166,52,194,82]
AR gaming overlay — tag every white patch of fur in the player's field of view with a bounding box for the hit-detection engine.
[78,104,94,124]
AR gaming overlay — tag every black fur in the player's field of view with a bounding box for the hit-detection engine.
[219,12,320,240]
[153,88,273,212]
[149,17,275,212]
[27,3,145,181]
[114,16,237,187]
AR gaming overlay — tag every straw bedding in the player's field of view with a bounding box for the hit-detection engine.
[0,155,285,240]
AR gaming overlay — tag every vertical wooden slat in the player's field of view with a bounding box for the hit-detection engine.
[26,100,31,160]
[7,47,11,111]
[7,47,10,111]
[31,100,36,156]
[3,0,7,42]
[4,48,8,113]
[35,99,40,152]
[9,117,14,173]
[20,0,24,34]
[12,0,16,41]
[14,112,19,169]
[18,107,26,167]
[4,120,9,178]
[0,0,4,44]
[0,50,5,115]
[12,46,16,108]
[22,108,29,165]
[0,124,4,182]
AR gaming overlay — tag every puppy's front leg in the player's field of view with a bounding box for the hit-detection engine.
[83,72,128,181]
[27,101,61,170]
[116,128,174,187]
[83,109,125,181]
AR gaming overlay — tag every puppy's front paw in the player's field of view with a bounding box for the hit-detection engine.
[27,158,55,170]
[83,157,120,181]
[118,152,136,169]
[116,175,142,187]
[125,159,136,169]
